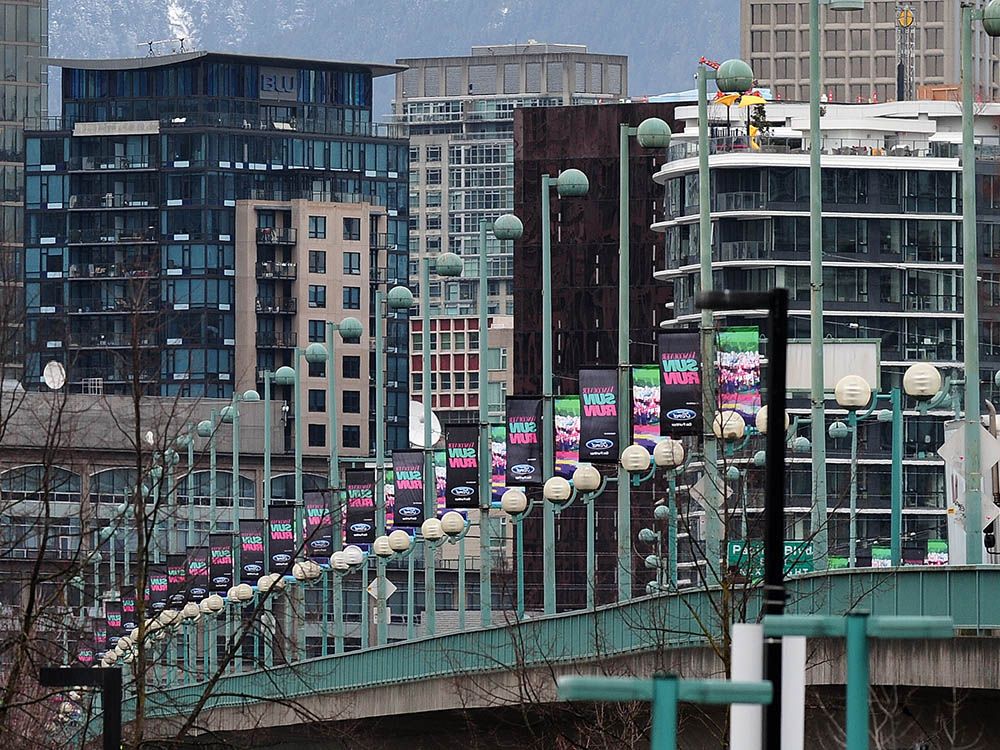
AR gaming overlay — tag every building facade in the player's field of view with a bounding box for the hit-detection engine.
[513,101,679,610]
[741,0,1000,103]
[654,99,1000,570]
[22,51,411,454]
[394,43,627,422]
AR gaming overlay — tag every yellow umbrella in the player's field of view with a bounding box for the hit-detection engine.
[738,94,767,108]
[714,92,740,106]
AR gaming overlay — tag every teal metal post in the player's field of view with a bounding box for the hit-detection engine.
[185,425,195,548]
[808,0,829,571]
[651,675,680,749]
[326,323,340,656]
[696,65,723,578]
[961,3,984,565]
[374,291,389,645]
[890,387,903,566]
[360,560,370,649]
[668,476,678,588]
[231,396,240,508]
[541,174,556,615]
[477,220,492,627]
[421,258,436,635]
[458,535,467,629]
[293,349,303,503]
[848,409,859,567]
[586,495,596,609]
[617,124,634,601]
[515,515,525,619]
[263,372,272,506]
[845,612,870,750]
[406,544,416,639]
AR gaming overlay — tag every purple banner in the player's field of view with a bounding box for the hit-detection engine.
[304,490,334,562]
[345,470,376,544]
[239,520,266,584]
[445,424,479,508]
[505,397,543,485]
[268,505,297,575]
[658,331,702,436]
[392,451,425,527]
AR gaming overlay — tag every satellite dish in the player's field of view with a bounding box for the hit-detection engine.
[408,400,443,449]
[42,361,66,391]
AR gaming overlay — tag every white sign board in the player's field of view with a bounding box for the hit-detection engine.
[785,339,880,392]
[939,420,1000,565]
[366,579,398,600]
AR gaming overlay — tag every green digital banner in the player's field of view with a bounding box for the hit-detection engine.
[926,539,948,565]
[717,326,761,423]
[871,546,892,568]
[554,395,581,479]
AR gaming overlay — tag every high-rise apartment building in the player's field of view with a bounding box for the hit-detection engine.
[741,0,1000,103]
[22,51,411,454]
[0,0,47,374]
[394,43,627,422]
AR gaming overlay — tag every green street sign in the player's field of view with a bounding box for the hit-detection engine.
[726,540,814,580]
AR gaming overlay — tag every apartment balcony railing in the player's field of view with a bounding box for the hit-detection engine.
[67,155,158,171]
[68,193,157,210]
[255,297,297,315]
[256,331,298,348]
[256,227,297,245]
[70,332,156,348]
[255,261,297,280]
[69,228,157,244]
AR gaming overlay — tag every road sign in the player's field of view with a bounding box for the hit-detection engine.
[936,422,1000,473]
[366,578,398,600]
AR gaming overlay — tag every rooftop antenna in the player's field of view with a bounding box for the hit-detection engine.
[138,38,189,57]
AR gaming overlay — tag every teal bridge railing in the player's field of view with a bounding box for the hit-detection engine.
[136,566,1000,721]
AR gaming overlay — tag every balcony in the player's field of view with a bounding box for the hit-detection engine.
[370,233,393,250]
[68,155,157,171]
[68,193,157,210]
[67,263,155,280]
[66,298,159,314]
[256,261,297,280]
[256,331,298,348]
[70,332,156,348]
[256,227,297,245]
[712,192,767,212]
[255,297,297,315]
[69,228,157,245]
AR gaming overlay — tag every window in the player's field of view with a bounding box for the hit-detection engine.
[308,361,326,378]
[488,347,508,370]
[454,332,465,350]
[440,332,451,350]
[308,319,325,342]
[308,389,326,412]
[409,146,419,162]
[343,391,361,413]
[343,287,361,309]
[426,213,442,230]
[412,373,422,390]
[426,145,441,162]
[308,250,326,273]
[308,424,326,447]
[454,372,465,389]
[308,216,326,239]
[343,217,361,241]
[308,285,327,308]
[343,425,361,448]
[469,332,479,349]
[343,251,361,275]
[426,191,442,207]
[426,168,441,185]
[343,356,361,379]
[440,372,451,389]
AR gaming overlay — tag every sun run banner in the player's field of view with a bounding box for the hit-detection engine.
[344,470,376,544]
[105,601,122,649]
[166,554,187,609]
[716,326,761,422]
[303,490,334,562]
[490,424,507,506]
[505,397,543,485]
[77,644,94,666]
[239,519,266,584]
[392,451,426,526]
[445,424,480,508]
[554,396,581,479]
[146,563,169,614]
[632,366,661,453]
[186,547,210,601]
[94,624,107,660]
[121,587,137,633]
[579,369,620,462]
[268,505,297,575]
[658,331,702,436]
[209,533,234,593]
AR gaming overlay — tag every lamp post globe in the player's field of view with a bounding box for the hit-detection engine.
[441,511,466,536]
[713,410,746,441]
[716,59,754,94]
[653,504,670,522]
[571,463,602,492]
[226,585,240,602]
[219,405,236,424]
[386,285,414,310]
[556,168,589,197]
[985,0,1000,37]
[343,545,365,566]
[834,374,872,410]
[792,436,811,454]
[304,342,327,364]
[903,363,942,400]
[637,117,673,149]
[653,438,685,469]
[829,421,850,440]
[493,213,524,241]
[338,316,363,342]
[638,527,658,544]
[273,365,296,386]
[434,252,464,277]
[620,444,652,473]
[543,476,573,503]
[235,583,254,601]
[644,554,661,570]
[331,551,348,571]
[421,517,445,541]
[372,535,393,558]
[500,488,528,515]
[196,419,213,438]
[242,389,261,402]
[388,529,412,553]
[206,593,225,612]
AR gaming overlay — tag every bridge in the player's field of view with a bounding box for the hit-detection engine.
[135,567,1000,748]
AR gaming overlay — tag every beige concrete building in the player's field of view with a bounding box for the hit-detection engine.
[741,0,1000,103]
[235,198,391,458]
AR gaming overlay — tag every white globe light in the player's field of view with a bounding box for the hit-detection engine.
[181,602,201,620]
[198,599,212,614]
[373,535,393,557]
[620,444,652,473]
[305,560,323,580]
[272,574,287,590]
[343,545,365,566]
[206,594,225,612]
[388,529,412,552]
[421,517,445,541]
[571,464,602,492]
[903,362,943,400]
[543,476,573,503]
[226,586,240,602]
[331,551,349,572]
[834,374,872,410]
[754,404,790,435]
[236,583,254,601]
[712,410,746,441]
[500,489,528,515]
[441,511,466,536]
[258,574,274,593]
[653,438,685,468]
[292,562,307,580]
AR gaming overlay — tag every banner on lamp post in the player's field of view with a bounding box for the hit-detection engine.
[267,505,297,575]
[490,424,507,507]
[392,451,425,527]
[579,368,620,462]
[209,533,234,593]
[186,547,210,601]
[717,326,761,423]
[238,520,266,584]
[105,601,122,649]
[658,331,702,436]
[632,365,661,453]
[121,586,137,633]
[445,424,479,508]
[344,470,376,544]
[166,553,187,609]
[554,396,581,479]
[146,564,169,614]
[505,397,543,485]
[303,490,334,562]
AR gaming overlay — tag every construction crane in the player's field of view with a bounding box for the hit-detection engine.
[896,4,916,100]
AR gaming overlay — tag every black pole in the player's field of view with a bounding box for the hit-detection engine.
[763,287,789,747]
[39,666,122,750]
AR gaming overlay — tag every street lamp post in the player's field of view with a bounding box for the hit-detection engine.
[499,488,535,619]
[330,544,367,650]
